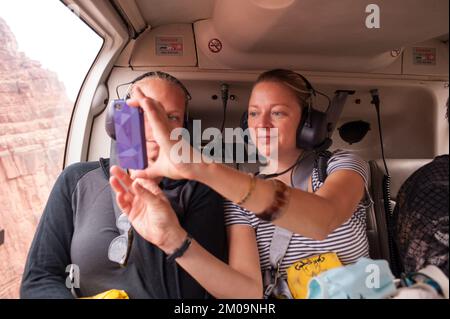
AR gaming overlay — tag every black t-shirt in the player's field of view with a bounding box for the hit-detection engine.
[20,158,228,299]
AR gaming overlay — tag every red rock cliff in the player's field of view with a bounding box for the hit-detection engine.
[0,17,73,298]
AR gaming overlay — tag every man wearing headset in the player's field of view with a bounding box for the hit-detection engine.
[20,72,228,299]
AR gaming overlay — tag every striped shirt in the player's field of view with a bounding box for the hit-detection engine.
[224,149,373,279]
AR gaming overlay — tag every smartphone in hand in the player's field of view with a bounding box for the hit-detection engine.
[113,99,148,170]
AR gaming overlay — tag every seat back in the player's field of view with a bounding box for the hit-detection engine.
[375,159,432,200]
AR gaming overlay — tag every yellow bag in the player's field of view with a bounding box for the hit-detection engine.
[80,289,129,299]
[286,252,342,299]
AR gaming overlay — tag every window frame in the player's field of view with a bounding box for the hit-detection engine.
[61,0,130,168]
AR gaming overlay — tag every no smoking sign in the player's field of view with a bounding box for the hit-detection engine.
[208,38,223,53]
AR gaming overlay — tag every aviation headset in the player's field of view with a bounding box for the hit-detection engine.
[105,71,192,140]
[240,72,330,151]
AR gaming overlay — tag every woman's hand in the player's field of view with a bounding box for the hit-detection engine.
[126,87,202,181]
[109,165,187,254]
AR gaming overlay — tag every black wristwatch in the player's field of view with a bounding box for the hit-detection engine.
[166,233,193,263]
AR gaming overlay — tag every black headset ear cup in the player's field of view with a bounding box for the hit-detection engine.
[296,107,309,147]
[105,100,116,140]
[297,108,329,150]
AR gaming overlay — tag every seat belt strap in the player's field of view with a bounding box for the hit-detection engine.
[263,227,293,298]
[291,151,316,191]
[263,150,334,298]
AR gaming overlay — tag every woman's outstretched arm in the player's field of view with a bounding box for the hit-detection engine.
[190,162,365,240]
[127,89,367,240]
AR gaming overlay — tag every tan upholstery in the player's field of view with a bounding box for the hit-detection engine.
[375,159,433,199]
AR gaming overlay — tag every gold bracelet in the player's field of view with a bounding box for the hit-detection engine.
[258,179,291,222]
[236,173,256,206]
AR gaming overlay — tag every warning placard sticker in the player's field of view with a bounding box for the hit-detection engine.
[413,47,436,65]
[156,36,184,56]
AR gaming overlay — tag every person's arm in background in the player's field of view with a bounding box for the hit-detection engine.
[20,163,97,299]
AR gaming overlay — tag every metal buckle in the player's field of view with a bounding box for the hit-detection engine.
[264,262,282,298]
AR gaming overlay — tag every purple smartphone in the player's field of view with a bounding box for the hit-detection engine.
[113,99,148,170]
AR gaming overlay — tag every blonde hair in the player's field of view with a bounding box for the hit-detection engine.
[128,71,191,108]
[254,69,313,109]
